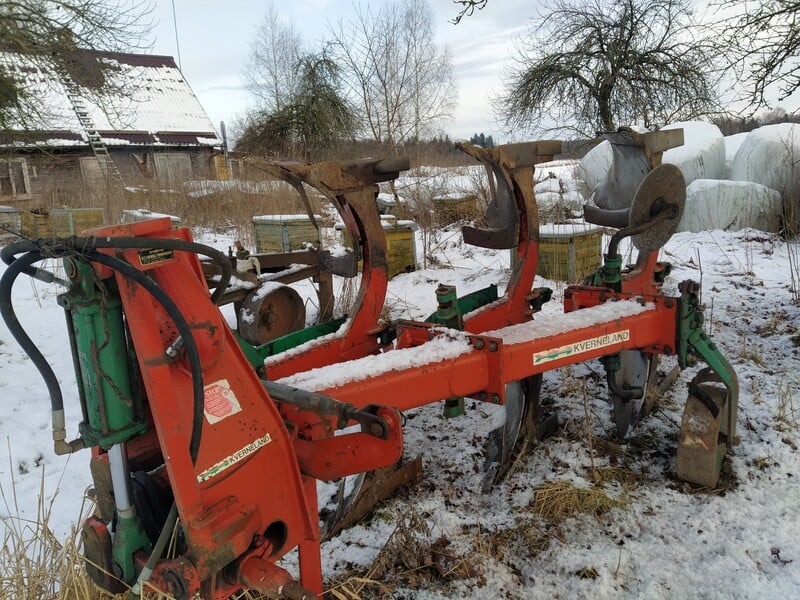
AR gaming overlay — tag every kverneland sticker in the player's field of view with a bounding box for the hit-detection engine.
[533,330,630,365]
[203,379,242,424]
[196,433,272,483]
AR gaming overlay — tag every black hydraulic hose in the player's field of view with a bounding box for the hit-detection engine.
[0,246,206,464]
[0,250,65,412]
[1,236,232,306]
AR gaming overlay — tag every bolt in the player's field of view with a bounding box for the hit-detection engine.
[368,422,385,437]
[473,339,484,350]
[491,394,500,404]
[488,341,498,352]
[476,392,487,402]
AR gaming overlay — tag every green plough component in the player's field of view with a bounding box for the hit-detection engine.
[238,317,348,371]
[59,259,147,449]
[426,284,499,325]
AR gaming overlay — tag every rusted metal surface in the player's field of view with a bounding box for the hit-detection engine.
[323,456,424,540]
[237,284,306,345]
[75,216,406,598]
[201,247,350,323]
[11,138,732,599]
[245,157,405,379]
[676,369,732,488]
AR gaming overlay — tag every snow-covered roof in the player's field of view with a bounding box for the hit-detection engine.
[0,50,221,149]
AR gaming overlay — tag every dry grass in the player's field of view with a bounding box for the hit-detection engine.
[327,507,482,599]
[0,467,109,600]
[528,480,622,522]
[24,176,331,251]
[777,371,800,431]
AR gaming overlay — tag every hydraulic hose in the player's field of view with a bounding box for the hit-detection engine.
[0,241,208,464]
[1,236,233,305]
[0,250,65,417]
[130,503,179,596]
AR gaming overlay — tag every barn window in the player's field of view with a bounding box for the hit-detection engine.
[0,159,29,196]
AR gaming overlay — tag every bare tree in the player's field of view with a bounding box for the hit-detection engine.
[328,0,456,152]
[0,0,152,132]
[499,0,719,137]
[243,4,303,113]
[714,1,800,109]
[451,0,488,24]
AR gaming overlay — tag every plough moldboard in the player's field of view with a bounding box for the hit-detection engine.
[0,130,738,599]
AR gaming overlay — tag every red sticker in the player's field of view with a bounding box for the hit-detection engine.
[203,379,242,424]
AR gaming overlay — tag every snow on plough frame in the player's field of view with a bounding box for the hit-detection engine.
[0,129,737,598]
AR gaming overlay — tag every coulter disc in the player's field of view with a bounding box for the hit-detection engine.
[237,283,306,346]
[629,163,686,251]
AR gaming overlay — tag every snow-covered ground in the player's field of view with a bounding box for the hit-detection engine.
[1,196,800,596]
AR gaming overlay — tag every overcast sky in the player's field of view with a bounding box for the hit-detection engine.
[149,0,531,143]
[149,1,800,144]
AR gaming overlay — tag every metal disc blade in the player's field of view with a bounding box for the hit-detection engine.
[237,284,306,346]
[630,163,686,251]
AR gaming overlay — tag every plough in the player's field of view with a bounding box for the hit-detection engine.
[0,130,738,599]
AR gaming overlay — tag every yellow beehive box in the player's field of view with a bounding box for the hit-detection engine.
[433,194,477,226]
[336,216,417,279]
[384,218,417,279]
[537,224,604,282]
[21,208,105,237]
[253,214,321,253]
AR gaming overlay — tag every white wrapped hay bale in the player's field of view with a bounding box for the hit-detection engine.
[677,179,782,233]
[662,121,726,185]
[577,140,612,196]
[724,132,749,179]
[730,123,800,199]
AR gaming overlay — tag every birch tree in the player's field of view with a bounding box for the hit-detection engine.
[329,0,456,152]
[243,4,303,113]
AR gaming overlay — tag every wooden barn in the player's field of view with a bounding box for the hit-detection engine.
[0,50,224,210]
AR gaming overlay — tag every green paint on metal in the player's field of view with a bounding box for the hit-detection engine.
[426,284,498,325]
[430,284,463,330]
[60,259,146,449]
[677,280,739,442]
[239,317,349,369]
[443,397,465,418]
[592,254,623,291]
[427,284,475,418]
[113,512,152,583]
